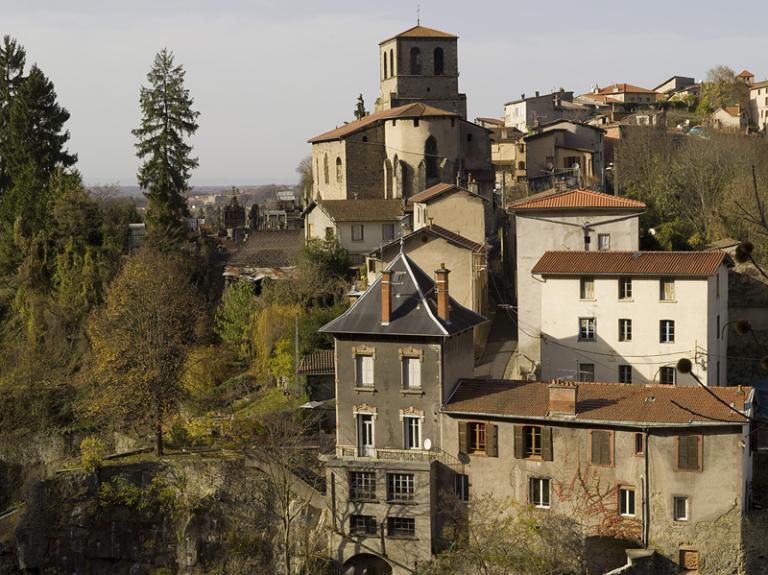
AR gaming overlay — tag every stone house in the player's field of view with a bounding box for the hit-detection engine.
[503,90,593,133]
[320,252,486,575]
[591,83,660,106]
[709,106,748,131]
[507,188,646,378]
[409,182,487,245]
[441,379,756,574]
[749,81,768,132]
[531,250,729,387]
[303,198,405,265]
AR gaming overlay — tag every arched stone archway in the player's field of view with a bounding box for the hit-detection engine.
[343,553,393,575]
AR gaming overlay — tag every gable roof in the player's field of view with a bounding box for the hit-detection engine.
[598,83,657,94]
[372,223,485,258]
[508,188,646,211]
[408,182,487,204]
[308,102,457,143]
[738,69,755,78]
[313,199,405,222]
[226,229,303,269]
[380,25,457,44]
[444,379,751,427]
[320,252,486,337]
[532,250,728,277]
[750,80,768,91]
[720,106,742,118]
[298,350,335,375]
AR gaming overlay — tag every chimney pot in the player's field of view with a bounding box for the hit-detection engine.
[535,90,540,97]
[381,269,392,325]
[435,265,450,322]
[548,380,578,415]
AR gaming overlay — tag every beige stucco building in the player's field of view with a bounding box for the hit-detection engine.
[508,188,646,379]
[532,251,729,387]
[709,106,748,131]
[749,81,768,131]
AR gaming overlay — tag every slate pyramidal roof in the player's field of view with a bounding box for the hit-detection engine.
[320,252,487,337]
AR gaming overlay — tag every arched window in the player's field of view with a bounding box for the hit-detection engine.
[383,53,388,78]
[410,47,422,75]
[323,154,329,185]
[425,136,438,179]
[389,49,394,76]
[336,157,343,183]
[434,47,444,75]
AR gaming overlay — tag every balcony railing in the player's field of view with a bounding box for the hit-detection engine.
[336,445,462,470]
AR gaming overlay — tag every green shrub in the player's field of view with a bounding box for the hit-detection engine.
[80,435,108,473]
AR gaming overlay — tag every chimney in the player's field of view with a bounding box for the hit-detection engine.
[381,269,392,325]
[435,264,450,322]
[548,379,578,416]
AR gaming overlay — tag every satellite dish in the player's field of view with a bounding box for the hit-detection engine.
[423,438,432,450]
[546,162,554,171]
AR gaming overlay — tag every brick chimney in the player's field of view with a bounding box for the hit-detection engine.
[548,379,578,416]
[435,264,450,322]
[381,269,392,325]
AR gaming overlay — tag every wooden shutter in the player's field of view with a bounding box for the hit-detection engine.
[592,431,610,465]
[541,427,553,461]
[458,422,468,453]
[513,425,523,459]
[677,436,687,469]
[363,356,374,385]
[680,436,700,470]
[486,424,498,457]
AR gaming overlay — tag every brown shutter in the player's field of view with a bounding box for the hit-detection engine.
[513,425,523,459]
[458,422,468,454]
[541,427,553,461]
[677,436,686,469]
[603,432,612,465]
[486,424,498,457]
[688,436,700,470]
[592,431,610,465]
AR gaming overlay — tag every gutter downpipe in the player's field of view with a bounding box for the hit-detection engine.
[642,427,650,548]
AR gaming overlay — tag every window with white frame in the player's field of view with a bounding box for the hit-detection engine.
[618,365,632,384]
[618,319,632,342]
[579,317,596,340]
[355,354,374,387]
[529,477,550,508]
[673,496,689,521]
[351,224,364,242]
[403,416,421,449]
[660,366,676,385]
[660,320,675,343]
[598,234,611,250]
[350,514,378,536]
[349,471,376,500]
[619,486,636,516]
[402,356,421,389]
[387,473,415,502]
[387,517,415,538]
[619,277,632,299]
[580,277,595,299]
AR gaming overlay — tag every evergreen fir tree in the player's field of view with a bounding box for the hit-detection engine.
[0,35,26,195]
[132,49,199,249]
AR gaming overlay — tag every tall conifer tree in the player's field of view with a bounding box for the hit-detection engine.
[132,49,199,249]
[0,35,27,195]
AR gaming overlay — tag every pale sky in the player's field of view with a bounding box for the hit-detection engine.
[3,0,767,186]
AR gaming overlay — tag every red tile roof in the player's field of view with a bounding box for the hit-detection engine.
[444,379,751,426]
[298,350,335,375]
[508,189,646,211]
[409,182,486,204]
[531,250,728,277]
[308,103,457,143]
[723,106,742,117]
[738,69,755,78]
[380,25,457,43]
[598,83,657,94]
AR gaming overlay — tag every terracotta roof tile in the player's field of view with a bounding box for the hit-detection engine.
[598,83,657,94]
[531,250,727,277]
[738,69,754,78]
[750,80,768,90]
[508,188,646,211]
[315,199,404,222]
[409,182,486,204]
[380,25,457,43]
[308,103,457,143]
[298,350,335,375]
[444,379,751,426]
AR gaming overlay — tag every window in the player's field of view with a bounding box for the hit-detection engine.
[677,435,702,471]
[387,517,415,538]
[618,365,632,384]
[433,47,444,75]
[355,354,374,386]
[425,136,438,179]
[409,47,421,75]
[619,277,632,299]
[323,154,329,185]
[529,477,551,508]
[518,161,526,170]
[350,514,378,536]
[468,422,486,453]
[578,363,595,382]
[402,356,421,389]
[579,318,596,340]
[660,278,675,301]
[336,157,343,183]
[634,433,644,456]
[660,366,676,385]
[580,277,594,299]
[660,320,675,343]
[324,226,334,240]
[357,414,374,457]
[349,471,376,500]
[618,319,632,342]
[389,49,394,76]
[403,416,421,450]
[455,474,469,502]
[598,234,611,250]
[382,223,395,242]
[591,430,612,465]
[387,473,415,502]
[351,224,364,242]
[584,233,591,250]
[673,496,689,521]
[383,53,388,78]
[619,486,636,516]
[524,426,542,457]
[717,314,720,339]
[413,118,419,127]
